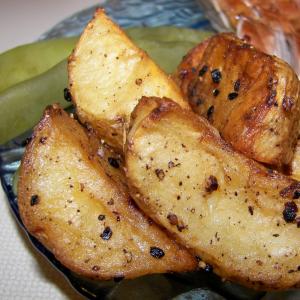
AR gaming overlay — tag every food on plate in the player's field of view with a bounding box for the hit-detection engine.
[206,0,300,76]
[68,9,190,152]
[125,96,300,290]
[0,37,77,93]
[175,33,300,167]
[0,24,210,145]
[17,104,197,280]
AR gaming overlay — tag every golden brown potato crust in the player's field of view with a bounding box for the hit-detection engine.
[18,105,196,280]
[126,97,300,290]
[68,8,189,152]
[175,33,300,167]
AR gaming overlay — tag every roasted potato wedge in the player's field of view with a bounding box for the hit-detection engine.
[175,33,300,167]
[68,9,189,152]
[126,97,300,290]
[17,105,197,280]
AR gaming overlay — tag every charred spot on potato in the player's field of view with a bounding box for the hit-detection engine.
[273,234,279,237]
[248,206,254,215]
[100,226,113,240]
[228,92,238,100]
[98,214,105,221]
[167,213,178,226]
[283,201,298,223]
[282,96,295,112]
[212,89,219,97]
[205,176,218,193]
[198,65,208,77]
[63,88,72,102]
[211,69,222,84]
[92,265,100,271]
[155,169,165,181]
[234,79,240,92]
[30,195,39,206]
[108,157,119,169]
[150,247,165,259]
[39,137,47,144]
[107,198,114,205]
[207,105,214,120]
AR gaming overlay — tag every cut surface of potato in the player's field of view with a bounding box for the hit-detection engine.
[175,33,300,167]
[17,105,196,280]
[126,97,300,290]
[68,9,189,151]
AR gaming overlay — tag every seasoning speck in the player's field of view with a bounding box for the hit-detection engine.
[100,226,113,240]
[205,176,218,193]
[155,169,165,181]
[92,265,100,271]
[63,88,72,102]
[248,206,254,215]
[211,69,222,84]
[150,247,165,259]
[228,92,238,100]
[167,213,178,226]
[283,201,298,223]
[199,65,208,77]
[98,214,105,221]
[30,195,39,206]
[234,79,240,92]
[212,89,220,97]
[108,157,119,168]
[207,105,214,120]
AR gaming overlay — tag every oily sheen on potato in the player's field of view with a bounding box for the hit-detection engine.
[125,97,300,290]
[68,9,189,152]
[174,33,300,167]
[17,104,196,280]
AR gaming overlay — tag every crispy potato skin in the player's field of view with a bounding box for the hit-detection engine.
[174,33,300,167]
[18,105,196,280]
[126,97,300,290]
[68,9,189,152]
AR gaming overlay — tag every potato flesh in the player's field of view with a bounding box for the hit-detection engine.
[17,105,196,280]
[175,33,300,167]
[68,9,189,151]
[126,97,300,290]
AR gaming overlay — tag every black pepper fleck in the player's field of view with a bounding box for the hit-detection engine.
[100,226,113,240]
[98,214,105,221]
[211,69,222,83]
[228,92,238,100]
[207,105,214,120]
[30,195,39,206]
[283,201,298,223]
[108,157,119,168]
[199,65,208,76]
[167,213,178,226]
[155,169,165,181]
[39,137,47,144]
[63,88,72,102]
[150,247,165,259]
[205,175,218,193]
[234,79,240,92]
[248,206,254,215]
[212,89,220,97]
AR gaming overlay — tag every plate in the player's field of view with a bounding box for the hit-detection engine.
[0,1,296,299]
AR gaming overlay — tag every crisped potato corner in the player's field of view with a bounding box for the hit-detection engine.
[126,97,300,290]
[69,9,189,152]
[175,33,300,167]
[18,105,196,280]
